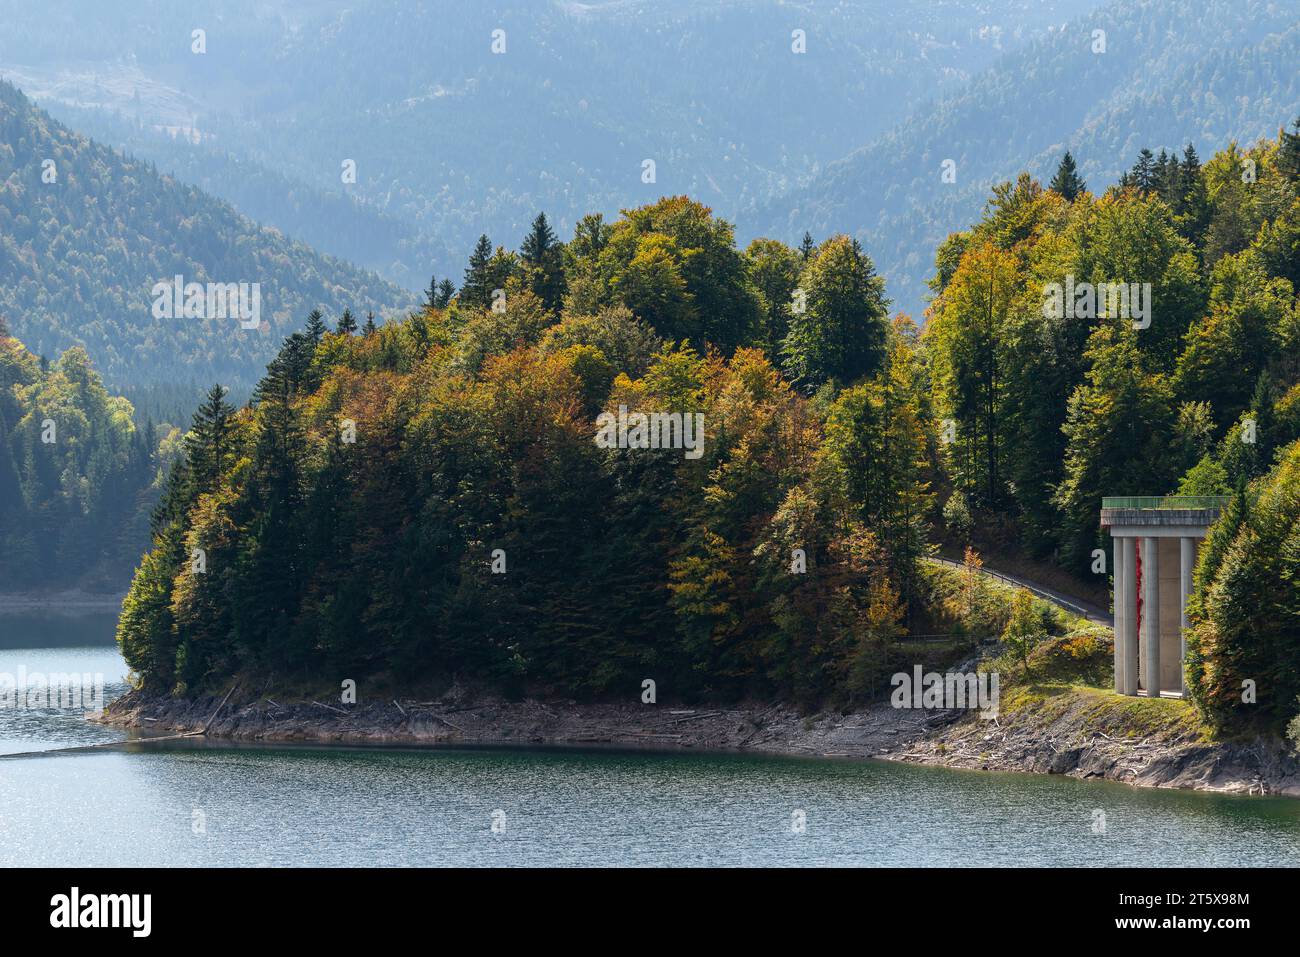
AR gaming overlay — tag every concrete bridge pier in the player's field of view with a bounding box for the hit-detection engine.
[1100,497,1225,699]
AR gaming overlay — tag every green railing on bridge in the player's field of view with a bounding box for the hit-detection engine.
[1101,495,1229,510]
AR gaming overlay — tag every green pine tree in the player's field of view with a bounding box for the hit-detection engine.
[305,308,327,344]
[1278,116,1300,183]
[1048,151,1086,201]
[461,234,495,310]
[1131,148,1157,192]
[185,383,236,495]
[520,212,568,313]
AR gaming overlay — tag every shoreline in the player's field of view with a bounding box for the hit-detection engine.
[0,591,124,612]
[101,688,1300,797]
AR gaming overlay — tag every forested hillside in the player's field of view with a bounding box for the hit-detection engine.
[927,129,1300,568]
[761,0,1300,317]
[118,123,1300,734]
[118,199,943,706]
[8,0,1295,324]
[927,127,1300,734]
[0,80,417,391]
[0,318,173,590]
[46,101,443,291]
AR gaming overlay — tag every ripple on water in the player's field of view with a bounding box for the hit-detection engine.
[3,615,1300,867]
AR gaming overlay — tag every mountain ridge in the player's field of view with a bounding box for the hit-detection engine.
[752,0,1300,318]
[0,79,418,391]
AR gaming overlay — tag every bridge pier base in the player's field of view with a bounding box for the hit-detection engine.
[1101,497,1224,700]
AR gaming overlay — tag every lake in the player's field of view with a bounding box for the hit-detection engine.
[3,610,1300,867]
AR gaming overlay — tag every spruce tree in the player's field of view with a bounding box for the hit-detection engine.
[520,212,557,263]
[1175,143,1210,243]
[435,279,455,308]
[1048,151,1086,201]
[520,212,567,312]
[799,231,816,261]
[1151,149,1175,199]
[1131,148,1157,192]
[461,234,495,310]
[336,308,358,335]
[186,384,235,495]
[363,312,378,336]
[1279,116,1300,184]
[305,308,327,344]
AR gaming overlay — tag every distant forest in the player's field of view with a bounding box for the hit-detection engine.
[105,122,1300,734]
[0,320,175,589]
[0,80,417,392]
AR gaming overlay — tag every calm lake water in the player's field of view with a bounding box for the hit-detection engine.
[3,611,1300,867]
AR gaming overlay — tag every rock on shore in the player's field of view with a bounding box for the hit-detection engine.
[891,701,1300,797]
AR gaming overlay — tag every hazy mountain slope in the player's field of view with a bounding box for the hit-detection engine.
[38,103,441,290]
[755,0,1300,318]
[0,0,1106,286]
[0,80,418,390]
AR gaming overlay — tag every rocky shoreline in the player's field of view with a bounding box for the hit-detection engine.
[101,687,940,758]
[101,686,1300,797]
[894,708,1300,797]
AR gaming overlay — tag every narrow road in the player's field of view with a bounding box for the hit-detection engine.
[927,556,1113,627]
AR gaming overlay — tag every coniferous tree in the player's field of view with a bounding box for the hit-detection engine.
[520,212,568,313]
[186,384,236,495]
[0,336,163,587]
[435,279,456,308]
[1173,143,1211,243]
[364,312,378,336]
[238,346,309,675]
[336,308,358,335]
[461,234,495,310]
[1278,116,1300,184]
[1154,148,1177,201]
[1048,151,1086,201]
[799,231,816,261]
[1131,148,1157,192]
[305,308,327,344]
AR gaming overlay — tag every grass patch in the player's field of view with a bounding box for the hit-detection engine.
[996,680,1209,741]
[982,624,1213,742]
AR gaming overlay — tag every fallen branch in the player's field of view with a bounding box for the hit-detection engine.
[202,683,239,733]
[435,714,467,732]
[661,710,726,725]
